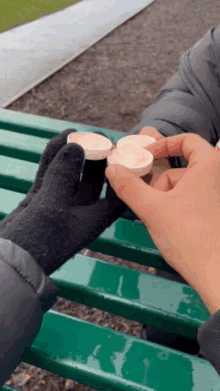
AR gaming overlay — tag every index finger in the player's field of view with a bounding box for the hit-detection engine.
[146,133,216,168]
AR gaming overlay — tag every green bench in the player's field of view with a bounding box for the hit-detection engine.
[0,108,219,390]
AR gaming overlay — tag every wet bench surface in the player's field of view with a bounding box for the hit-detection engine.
[0,109,219,391]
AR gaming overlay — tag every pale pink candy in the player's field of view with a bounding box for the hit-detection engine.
[107,144,153,177]
[117,134,156,149]
[67,132,113,160]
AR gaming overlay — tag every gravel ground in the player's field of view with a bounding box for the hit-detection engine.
[3,0,220,389]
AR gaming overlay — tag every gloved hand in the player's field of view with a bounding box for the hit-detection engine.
[0,129,126,276]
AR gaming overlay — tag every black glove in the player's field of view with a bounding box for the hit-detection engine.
[0,129,126,276]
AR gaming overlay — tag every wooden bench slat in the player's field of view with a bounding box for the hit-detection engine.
[0,129,49,163]
[87,219,179,275]
[0,108,106,138]
[0,183,209,336]
[50,254,209,339]
[0,184,178,275]
[0,155,37,193]
[0,110,216,390]
[19,310,218,391]
[0,188,24,219]
[0,127,123,164]
[0,108,125,144]
[0,131,137,220]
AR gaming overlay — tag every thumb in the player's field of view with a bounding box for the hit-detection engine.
[105,164,162,225]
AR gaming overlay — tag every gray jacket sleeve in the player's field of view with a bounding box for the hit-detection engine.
[129,24,220,170]
[0,238,59,387]
[129,25,220,375]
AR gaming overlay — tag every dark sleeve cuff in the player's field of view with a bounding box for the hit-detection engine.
[197,309,220,375]
[0,238,59,387]
[0,238,59,313]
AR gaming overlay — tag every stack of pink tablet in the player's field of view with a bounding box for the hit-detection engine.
[67,132,156,177]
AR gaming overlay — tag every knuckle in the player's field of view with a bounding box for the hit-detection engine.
[188,133,203,144]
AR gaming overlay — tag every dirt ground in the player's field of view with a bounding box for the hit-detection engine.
[4,0,220,390]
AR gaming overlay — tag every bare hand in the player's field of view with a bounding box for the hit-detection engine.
[106,133,220,314]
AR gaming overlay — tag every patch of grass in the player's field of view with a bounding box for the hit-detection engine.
[0,0,82,32]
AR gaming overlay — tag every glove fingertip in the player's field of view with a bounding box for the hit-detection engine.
[63,128,78,135]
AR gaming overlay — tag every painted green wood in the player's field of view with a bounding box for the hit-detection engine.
[0,126,175,273]
[0,387,19,391]
[1,109,214,390]
[87,218,179,275]
[0,183,177,274]
[0,129,49,163]
[0,185,208,337]
[0,155,37,193]
[0,112,136,221]
[50,254,209,340]
[0,108,125,144]
[20,310,219,391]
[0,188,24,220]
[0,127,121,164]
